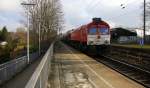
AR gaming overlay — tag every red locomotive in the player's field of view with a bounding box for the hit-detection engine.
[63,18,110,54]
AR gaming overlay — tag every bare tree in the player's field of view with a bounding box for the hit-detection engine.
[23,0,63,47]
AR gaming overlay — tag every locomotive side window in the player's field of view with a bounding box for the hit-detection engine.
[88,28,97,35]
[99,28,109,35]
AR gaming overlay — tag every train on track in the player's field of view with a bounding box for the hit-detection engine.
[63,18,111,55]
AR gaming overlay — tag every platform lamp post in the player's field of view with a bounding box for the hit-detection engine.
[21,2,36,64]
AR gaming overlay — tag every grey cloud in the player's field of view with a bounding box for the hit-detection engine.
[62,0,144,31]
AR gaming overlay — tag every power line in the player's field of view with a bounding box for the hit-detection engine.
[108,0,142,21]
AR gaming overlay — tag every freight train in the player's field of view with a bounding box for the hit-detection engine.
[63,18,110,55]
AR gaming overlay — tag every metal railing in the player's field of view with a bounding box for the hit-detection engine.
[0,52,39,85]
[25,43,54,88]
[0,56,27,84]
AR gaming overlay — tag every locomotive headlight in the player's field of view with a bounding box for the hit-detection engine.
[89,41,93,44]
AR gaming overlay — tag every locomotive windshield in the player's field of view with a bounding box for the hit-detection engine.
[99,28,109,35]
[88,28,97,35]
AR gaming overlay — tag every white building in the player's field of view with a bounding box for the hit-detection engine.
[0,41,8,46]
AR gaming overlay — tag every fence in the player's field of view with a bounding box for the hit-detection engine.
[25,43,54,88]
[0,52,39,85]
[115,36,150,44]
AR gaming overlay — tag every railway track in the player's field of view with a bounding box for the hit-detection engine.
[95,55,150,88]
[106,45,150,71]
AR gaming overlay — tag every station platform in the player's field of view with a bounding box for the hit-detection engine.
[49,42,144,88]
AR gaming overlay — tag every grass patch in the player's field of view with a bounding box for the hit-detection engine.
[112,44,150,49]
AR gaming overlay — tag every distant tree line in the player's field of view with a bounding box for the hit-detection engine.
[0,26,28,63]
[0,26,17,63]
[0,26,8,41]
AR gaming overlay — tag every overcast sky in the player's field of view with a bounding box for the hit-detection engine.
[61,0,145,32]
[0,0,24,31]
[0,0,144,31]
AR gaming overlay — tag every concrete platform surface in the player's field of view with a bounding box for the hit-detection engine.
[49,42,145,88]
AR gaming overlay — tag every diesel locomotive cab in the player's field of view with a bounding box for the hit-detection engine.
[65,17,110,55]
[87,18,110,45]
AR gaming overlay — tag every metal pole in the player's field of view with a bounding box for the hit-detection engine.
[39,21,41,55]
[27,7,30,64]
[21,2,36,64]
[144,0,146,44]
